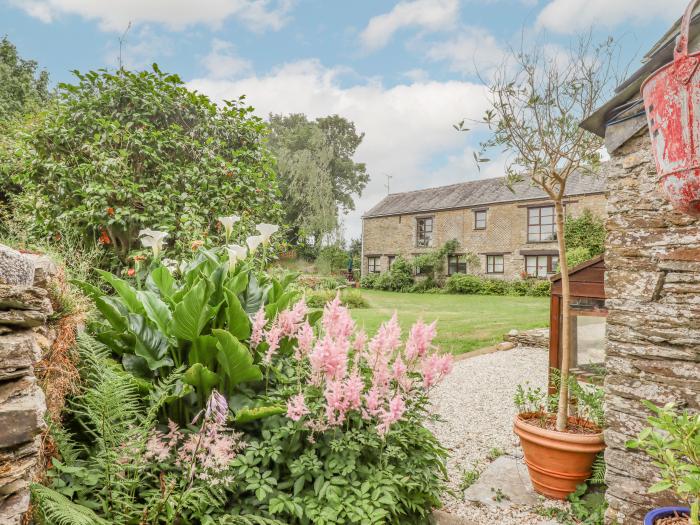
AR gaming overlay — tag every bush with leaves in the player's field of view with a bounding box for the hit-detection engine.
[32,334,285,525]
[360,257,415,292]
[9,65,281,267]
[443,274,551,297]
[627,402,700,525]
[75,224,301,425]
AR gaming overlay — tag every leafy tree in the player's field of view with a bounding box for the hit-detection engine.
[0,36,49,121]
[268,114,369,245]
[464,35,619,430]
[9,66,281,265]
[564,209,605,257]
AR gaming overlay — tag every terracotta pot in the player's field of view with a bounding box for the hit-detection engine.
[513,414,605,500]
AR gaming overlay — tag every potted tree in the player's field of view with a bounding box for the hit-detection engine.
[459,35,621,498]
[627,402,699,525]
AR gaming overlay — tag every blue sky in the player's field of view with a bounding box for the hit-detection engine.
[1,0,690,239]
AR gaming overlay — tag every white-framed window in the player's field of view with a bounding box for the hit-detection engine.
[486,255,504,274]
[528,206,556,242]
[367,256,380,273]
[525,255,559,278]
[474,210,487,230]
[416,217,433,247]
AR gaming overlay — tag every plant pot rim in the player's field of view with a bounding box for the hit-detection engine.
[644,506,691,525]
[514,413,604,444]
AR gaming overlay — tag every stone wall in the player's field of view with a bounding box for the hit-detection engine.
[362,193,606,279]
[0,246,55,524]
[604,131,700,524]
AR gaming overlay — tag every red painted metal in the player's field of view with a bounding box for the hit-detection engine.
[641,0,700,216]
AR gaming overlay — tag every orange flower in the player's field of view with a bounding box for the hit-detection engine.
[191,239,204,251]
[133,255,146,262]
[127,268,136,277]
[98,228,111,245]
[106,207,115,217]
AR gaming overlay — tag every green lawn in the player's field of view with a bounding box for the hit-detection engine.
[350,290,549,356]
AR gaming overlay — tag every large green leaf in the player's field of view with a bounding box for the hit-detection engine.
[234,405,286,424]
[265,290,295,319]
[94,296,128,331]
[172,279,213,341]
[183,363,220,397]
[146,266,175,298]
[122,353,151,379]
[227,270,249,295]
[240,273,265,315]
[212,329,262,386]
[128,314,173,371]
[224,288,251,340]
[137,290,172,336]
[69,279,102,301]
[209,265,228,307]
[190,335,218,369]
[96,270,144,314]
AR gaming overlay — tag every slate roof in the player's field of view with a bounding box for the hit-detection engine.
[363,171,606,219]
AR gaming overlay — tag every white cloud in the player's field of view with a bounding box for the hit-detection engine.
[188,59,492,238]
[425,26,506,78]
[359,0,459,52]
[10,0,296,32]
[536,0,687,34]
[103,25,175,70]
[203,40,253,79]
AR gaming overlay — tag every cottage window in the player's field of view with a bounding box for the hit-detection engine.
[387,255,396,268]
[416,217,433,247]
[527,206,556,242]
[525,255,558,278]
[486,255,504,274]
[448,255,467,275]
[367,257,380,273]
[474,210,487,230]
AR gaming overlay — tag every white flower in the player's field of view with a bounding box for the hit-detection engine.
[139,229,168,259]
[226,244,248,270]
[246,235,264,253]
[256,223,279,244]
[218,215,240,240]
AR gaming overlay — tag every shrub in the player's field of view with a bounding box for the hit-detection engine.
[362,257,417,292]
[566,246,594,269]
[564,209,605,257]
[316,245,349,275]
[306,288,368,309]
[10,66,281,267]
[444,274,551,297]
[443,274,484,294]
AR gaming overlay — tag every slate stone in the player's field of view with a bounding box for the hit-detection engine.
[0,387,46,448]
[0,246,34,287]
[0,309,47,328]
[463,456,539,509]
[0,332,39,380]
[23,253,58,289]
[0,285,52,313]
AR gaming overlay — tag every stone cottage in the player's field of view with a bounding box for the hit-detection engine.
[580,8,700,524]
[361,172,606,279]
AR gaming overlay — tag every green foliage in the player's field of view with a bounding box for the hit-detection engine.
[316,245,350,275]
[268,114,369,244]
[564,210,605,257]
[412,239,460,282]
[306,288,368,309]
[78,245,299,424]
[565,246,594,270]
[227,412,448,524]
[361,257,415,292]
[459,468,480,493]
[627,402,700,525]
[0,37,49,122]
[443,274,551,297]
[537,482,607,525]
[9,65,281,266]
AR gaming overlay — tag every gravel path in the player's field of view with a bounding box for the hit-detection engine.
[427,346,563,525]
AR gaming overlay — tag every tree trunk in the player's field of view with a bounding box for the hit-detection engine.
[554,200,571,431]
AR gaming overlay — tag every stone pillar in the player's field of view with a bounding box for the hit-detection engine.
[0,246,53,524]
[604,132,700,524]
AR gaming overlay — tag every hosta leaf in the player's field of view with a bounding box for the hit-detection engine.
[96,269,144,314]
[212,329,262,386]
[183,363,220,398]
[172,279,213,341]
[225,288,251,340]
[128,314,173,370]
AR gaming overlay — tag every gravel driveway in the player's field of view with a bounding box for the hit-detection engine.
[427,346,561,524]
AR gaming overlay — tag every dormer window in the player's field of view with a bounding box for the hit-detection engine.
[416,217,433,247]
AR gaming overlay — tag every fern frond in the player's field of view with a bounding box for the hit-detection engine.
[31,484,108,525]
[203,514,287,525]
[590,452,606,485]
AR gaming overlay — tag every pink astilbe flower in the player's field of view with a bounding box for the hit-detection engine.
[250,307,267,348]
[278,299,308,336]
[287,393,309,421]
[263,323,283,365]
[368,313,401,361]
[309,334,349,383]
[344,370,364,411]
[205,389,229,425]
[295,321,315,360]
[324,379,348,425]
[420,353,454,389]
[322,294,355,340]
[363,386,383,418]
[377,394,406,436]
[405,320,437,361]
[353,330,368,353]
[392,356,408,383]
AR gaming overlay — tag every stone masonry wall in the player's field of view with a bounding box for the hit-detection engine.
[0,245,55,524]
[604,131,700,524]
[362,193,606,278]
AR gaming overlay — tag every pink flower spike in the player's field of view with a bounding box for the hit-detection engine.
[278,299,309,337]
[205,389,229,426]
[263,323,283,365]
[250,307,267,348]
[295,321,314,360]
[287,393,310,422]
[322,293,355,340]
[377,394,406,436]
[392,356,407,382]
[420,353,453,389]
[405,320,437,361]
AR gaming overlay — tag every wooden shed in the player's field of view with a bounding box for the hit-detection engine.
[549,255,606,388]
